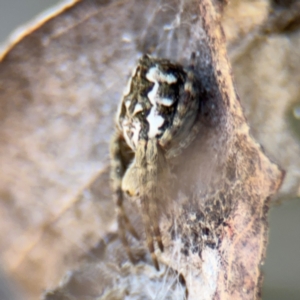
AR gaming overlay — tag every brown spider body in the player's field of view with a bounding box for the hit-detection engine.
[110,54,201,270]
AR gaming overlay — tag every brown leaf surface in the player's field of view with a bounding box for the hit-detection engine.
[223,0,300,198]
[0,0,294,299]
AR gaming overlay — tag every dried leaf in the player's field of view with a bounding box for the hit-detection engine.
[223,0,300,198]
[0,0,294,299]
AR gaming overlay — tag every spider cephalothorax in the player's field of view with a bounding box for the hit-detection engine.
[110,54,201,270]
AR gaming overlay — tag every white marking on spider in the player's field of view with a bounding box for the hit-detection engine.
[146,77,162,137]
[147,79,159,106]
[148,85,174,107]
[146,65,177,138]
[157,97,174,106]
[146,65,177,84]
[133,103,143,115]
[131,119,142,148]
[147,107,164,138]
[122,118,141,150]
[147,66,176,107]
[122,119,132,148]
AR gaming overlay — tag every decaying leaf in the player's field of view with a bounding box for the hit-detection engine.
[1,0,298,299]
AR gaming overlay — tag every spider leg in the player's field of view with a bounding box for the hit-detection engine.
[110,132,139,262]
[146,139,164,253]
[136,139,160,270]
[144,205,160,271]
[160,70,200,154]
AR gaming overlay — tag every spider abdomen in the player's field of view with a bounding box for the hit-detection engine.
[117,54,200,155]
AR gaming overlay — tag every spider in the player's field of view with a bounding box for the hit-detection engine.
[110,54,201,270]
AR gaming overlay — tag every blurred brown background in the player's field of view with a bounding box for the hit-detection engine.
[0,0,299,300]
